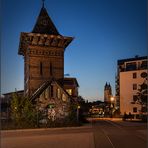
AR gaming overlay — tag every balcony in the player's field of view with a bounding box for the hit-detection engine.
[119,62,147,72]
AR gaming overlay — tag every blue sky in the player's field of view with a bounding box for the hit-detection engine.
[1,0,147,101]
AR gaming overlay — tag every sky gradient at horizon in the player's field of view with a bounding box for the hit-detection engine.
[1,0,147,101]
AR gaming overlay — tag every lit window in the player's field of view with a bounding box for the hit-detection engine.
[133,84,137,90]
[45,87,49,98]
[62,94,66,102]
[133,73,137,79]
[66,89,72,95]
[57,88,61,99]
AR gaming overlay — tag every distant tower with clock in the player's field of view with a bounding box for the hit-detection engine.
[18,3,73,97]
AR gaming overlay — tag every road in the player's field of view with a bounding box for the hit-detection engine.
[92,118,147,148]
[1,118,147,148]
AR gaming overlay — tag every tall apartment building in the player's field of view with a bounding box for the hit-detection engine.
[115,56,147,115]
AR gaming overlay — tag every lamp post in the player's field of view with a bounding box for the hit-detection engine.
[77,105,80,123]
[110,96,114,118]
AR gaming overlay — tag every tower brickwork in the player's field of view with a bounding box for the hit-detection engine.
[18,7,73,97]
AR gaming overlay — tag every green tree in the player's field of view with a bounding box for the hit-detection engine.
[136,80,148,113]
[11,92,38,128]
[11,92,23,124]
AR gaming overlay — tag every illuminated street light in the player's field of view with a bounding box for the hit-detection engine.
[110,96,114,102]
[77,105,80,123]
[110,96,115,117]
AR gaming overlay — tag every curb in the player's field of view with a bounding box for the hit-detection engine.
[1,124,93,133]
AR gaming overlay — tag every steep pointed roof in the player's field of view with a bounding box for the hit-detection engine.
[32,6,59,35]
[105,82,108,89]
[108,83,111,87]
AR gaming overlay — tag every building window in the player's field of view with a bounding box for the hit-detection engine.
[40,92,45,99]
[126,62,137,71]
[133,84,137,90]
[133,73,137,79]
[141,72,147,78]
[133,95,137,102]
[141,107,147,113]
[50,62,53,76]
[57,88,61,99]
[62,94,66,102]
[66,89,72,95]
[40,62,43,75]
[133,107,137,113]
[45,87,49,99]
[141,60,147,69]
[50,85,53,97]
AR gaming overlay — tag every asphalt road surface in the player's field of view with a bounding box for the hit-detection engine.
[1,118,147,148]
[92,119,147,148]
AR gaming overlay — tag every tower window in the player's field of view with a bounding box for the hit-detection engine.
[50,85,53,97]
[133,73,137,79]
[133,84,137,90]
[40,62,43,75]
[50,62,53,76]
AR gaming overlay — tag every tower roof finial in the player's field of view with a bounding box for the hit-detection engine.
[42,0,45,8]
[32,0,60,35]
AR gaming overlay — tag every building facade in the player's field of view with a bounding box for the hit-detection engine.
[17,4,79,120]
[116,56,147,116]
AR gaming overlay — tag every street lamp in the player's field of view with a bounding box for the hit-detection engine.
[110,96,114,118]
[110,97,114,102]
[77,105,80,123]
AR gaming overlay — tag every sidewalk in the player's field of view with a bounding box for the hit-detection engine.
[1,123,94,148]
[1,123,93,135]
[87,117,122,122]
